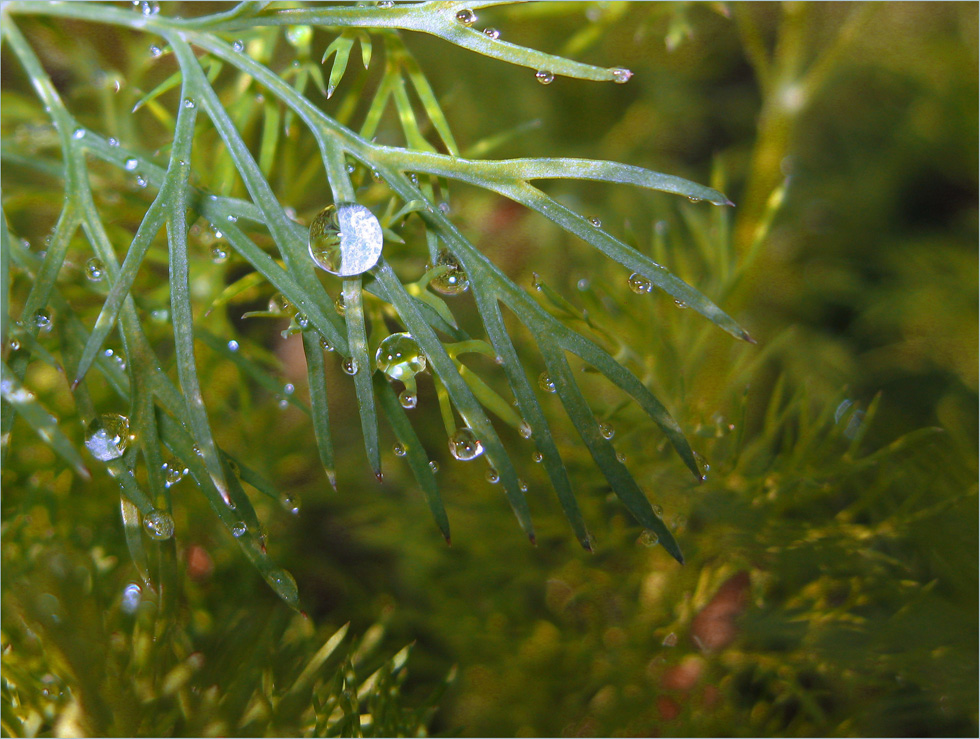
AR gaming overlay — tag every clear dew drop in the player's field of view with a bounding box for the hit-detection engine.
[226,214,238,223]
[376,333,427,382]
[163,458,188,487]
[319,336,335,352]
[535,69,555,85]
[308,202,384,277]
[334,293,346,316]
[448,427,484,461]
[628,273,653,294]
[455,7,476,24]
[231,521,247,538]
[378,1,394,8]
[611,67,633,84]
[84,413,131,461]
[283,383,295,395]
[638,529,659,547]
[268,293,297,316]
[652,504,663,517]
[72,128,85,140]
[483,27,500,39]
[538,373,556,393]
[121,583,141,614]
[124,158,138,171]
[674,299,688,309]
[341,357,358,375]
[143,509,175,540]
[135,174,148,188]
[227,340,239,352]
[281,494,300,514]
[532,451,543,463]
[429,249,469,295]
[192,444,203,457]
[393,443,406,457]
[398,390,417,409]
[33,309,52,332]
[210,245,228,263]
[108,137,119,147]
[85,257,106,281]
[428,460,439,473]
[616,450,627,463]
[519,420,533,439]
[589,216,602,228]
[485,468,499,484]
[149,45,163,57]
[518,478,528,492]
[183,98,195,109]
[9,339,21,352]
[577,278,590,291]
[232,40,245,52]
[598,422,615,440]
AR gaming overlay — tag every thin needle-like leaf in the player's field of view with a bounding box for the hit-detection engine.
[302,331,337,490]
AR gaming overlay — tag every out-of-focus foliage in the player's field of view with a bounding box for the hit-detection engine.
[2,2,976,738]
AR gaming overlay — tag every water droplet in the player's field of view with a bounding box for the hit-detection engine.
[638,530,659,547]
[519,420,533,439]
[227,340,239,352]
[281,494,300,514]
[674,299,687,309]
[124,158,138,170]
[376,332,427,382]
[409,173,419,186]
[616,450,627,463]
[278,397,289,409]
[72,127,85,140]
[192,444,203,456]
[108,136,119,147]
[531,272,543,290]
[183,98,195,109]
[652,504,663,517]
[151,308,169,322]
[226,214,238,223]
[589,216,602,228]
[438,201,451,214]
[429,249,469,295]
[599,422,614,440]
[135,174,148,188]
[577,278,590,291]
[483,27,500,39]
[319,336,334,352]
[535,70,555,85]
[210,245,228,263]
[283,383,295,396]
[9,339,20,352]
[138,1,159,15]
[428,460,439,473]
[448,427,484,461]
[378,1,394,8]
[121,583,141,613]
[611,68,632,84]
[398,390,417,409]
[693,452,708,480]
[149,45,163,57]
[232,40,245,52]
[334,293,346,316]
[84,413,131,461]
[268,293,297,316]
[538,373,556,393]
[231,521,247,538]
[308,202,384,277]
[371,168,382,181]
[144,509,175,540]
[85,257,106,281]
[33,309,52,332]
[341,357,358,375]
[628,273,652,294]
[393,443,406,457]
[518,478,528,492]
[455,7,476,24]
[163,457,187,486]
[670,514,686,531]
[662,632,678,647]
[687,196,701,203]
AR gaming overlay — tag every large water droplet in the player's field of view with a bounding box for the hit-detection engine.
[85,258,106,282]
[144,509,175,540]
[341,357,358,375]
[535,70,555,85]
[538,373,556,393]
[448,428,484,461]
[121,583,142,614]
[376,333,427,381]
[429,249,469,295]
[231,521,247,538]
[599,422,615,440]
[628,273,653,294]
[227,340,239,352]
[84,413,131,461]
[308,202,384,277]
[455,7,476,24]
[398,390,417,409]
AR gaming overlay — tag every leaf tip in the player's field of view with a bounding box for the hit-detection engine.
[326,469,338,490]
[375,469,384,483]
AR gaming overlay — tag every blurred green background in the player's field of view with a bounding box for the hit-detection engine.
[2,2,976,736]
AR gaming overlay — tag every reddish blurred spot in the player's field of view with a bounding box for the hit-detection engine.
[691,571,750,652]
[662,655,705,691]
[186,544,214,581]
[657,695,681,721]
[702,684,721,708]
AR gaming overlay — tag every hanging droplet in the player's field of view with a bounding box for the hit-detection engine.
[9,339,21,352]
[486,468,499,484]
[693,452,709,480]
[108,137,119,147]
[376,333,427,381]
[281,494,300,514]
[455,7,476,24]
[652,504,664,517]
[616,450,627,463]
[183,98,195,109]
[308,202,384,277]
[428,460,439,473]
[628,273,653,294]
[121,582,142,614]
[611,68,633,84]
[448,427,484,461]
[231,521,247,538]
[341,357,358,375]
[378,1,394,7]
[135,174,148,188]
[334,293,346,316]
[143,509,175,540]
[162,458,187,487]
[538,373,556,393]
[535,70,555,85]
[532,451,543,463]
[124,158,138,171]
[210,245,228,263]
[598,422,615,440]
[72,128,85,140]
[393,443,406,457]
[85,258,106,281]
[438,201,451,215]
[518,478,528,492]
[84,413,131,461]
[483,27,500,39]
[429,249,469,295]
[519,420,533,439]
[319,336,335,352]
[268,293,297,316]
[398,390,417,409]
[638,530,659,547]
[531,272,543,290]
[232,39,245,52]
[33,309,52,332]
[589,216,602,228]
[227,340,239,352]
[139,1,160,15]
